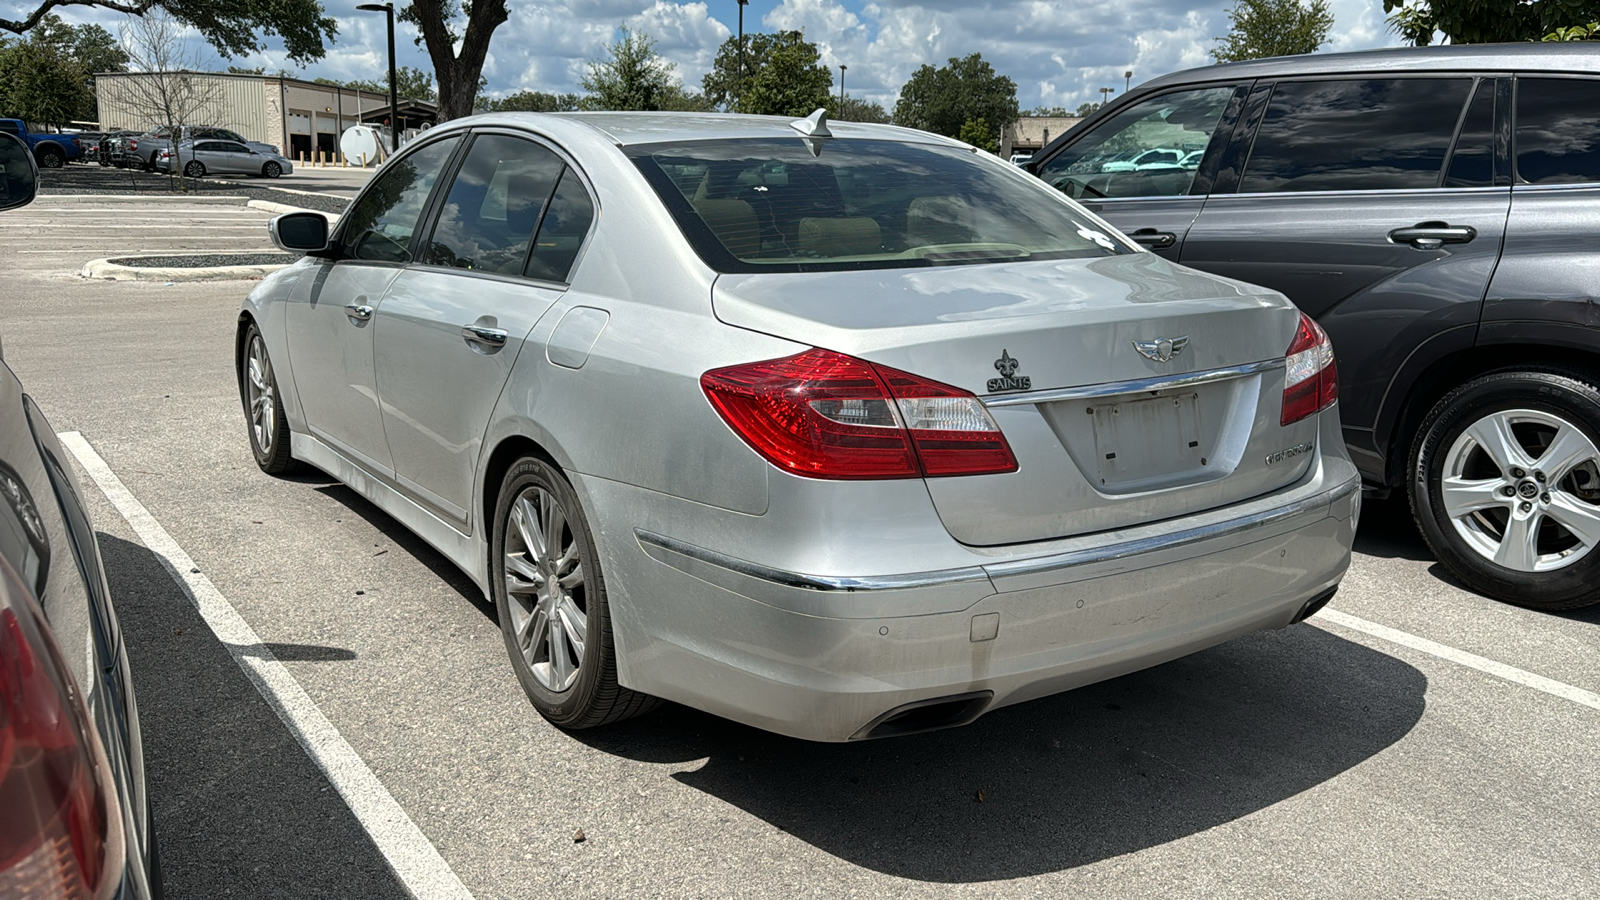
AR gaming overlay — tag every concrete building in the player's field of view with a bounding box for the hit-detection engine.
[1000,116,1083,160]
[94,71,437,160]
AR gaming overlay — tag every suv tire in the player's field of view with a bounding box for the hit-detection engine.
[1410,369,1600,610]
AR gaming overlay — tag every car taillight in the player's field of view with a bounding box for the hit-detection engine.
[701,348,1018,479]
[1281,312,1338,426]
[127,139,136,151]
[0,557,124,900]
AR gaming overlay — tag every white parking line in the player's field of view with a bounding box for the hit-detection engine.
[58,432,475,900]
[1319,608,1600,712]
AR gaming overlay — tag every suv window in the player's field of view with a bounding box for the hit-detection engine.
[340,136,462,263]
[1036,86,1237,200]
[1445,79,1496,189]
[424,134,564,276]
[1515,77,1600,185]
[524,168,595,283]
[0,121,18,135]
[1239,78,1472,193]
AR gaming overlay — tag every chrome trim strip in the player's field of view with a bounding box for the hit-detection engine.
[634,473,1358,594]
[981,358,1285,407]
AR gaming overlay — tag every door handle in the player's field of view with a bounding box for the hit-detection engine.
[1128,228,1177,249]
[344,303,374,321]
[1388,223,1477,250]
[461,325,508,349]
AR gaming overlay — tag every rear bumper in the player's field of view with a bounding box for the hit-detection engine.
[586,451,1360,742]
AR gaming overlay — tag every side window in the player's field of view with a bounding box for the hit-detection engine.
[524,167,596,284]
[1515,77,1600,185]
[0,121,19,135]
[424,134,564,275]
[1037,86,1237,200]
[1239,78,1471,193]
[1444,79,1496,189]
[339,136,462,263]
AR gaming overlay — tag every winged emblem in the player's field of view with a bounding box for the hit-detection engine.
[1133,336,1190,363]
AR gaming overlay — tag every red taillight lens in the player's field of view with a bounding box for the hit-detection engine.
[701,348,1018,479]
[0,557,123,900]
[1281,312,1338,426]
[127,139,136,151]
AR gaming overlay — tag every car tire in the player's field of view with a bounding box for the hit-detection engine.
[262,161,282,178]
[1409,368,1600,610]
[238,323,298,475]
[36,147,63,168]
[183,160,205,178]
[491,457,659,730]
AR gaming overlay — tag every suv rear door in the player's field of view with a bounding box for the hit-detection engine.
[1180,75,1511,477]
[1033,82,1249,259]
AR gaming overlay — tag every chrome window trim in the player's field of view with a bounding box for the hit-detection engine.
[1210,185,1511,200]
[633,474,1359,594]
[980,357,1285,408]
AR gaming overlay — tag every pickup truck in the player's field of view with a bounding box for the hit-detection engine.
[0,118,83,168]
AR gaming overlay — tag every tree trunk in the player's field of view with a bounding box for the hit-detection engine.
[412,0,507,122]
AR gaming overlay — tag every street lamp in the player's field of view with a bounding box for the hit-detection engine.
[839,64,847,105]
[357,2,399,152]
[1125,70,1133,92]
[1099,86,1114,108]
[736,0,749,110]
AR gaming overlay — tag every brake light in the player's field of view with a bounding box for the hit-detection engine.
[702,349,1018,479]
[1281,312,1338,426]
[0,557,124,900]
[127,139,136,151]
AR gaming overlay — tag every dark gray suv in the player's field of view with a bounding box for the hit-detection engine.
[1030,44,1600,610]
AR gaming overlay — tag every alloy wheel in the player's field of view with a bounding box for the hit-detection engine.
[503,485,587,692]
[1440,408,1600,572]
[245,334,277,456]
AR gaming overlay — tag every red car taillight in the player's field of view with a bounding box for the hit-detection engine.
[1281,312,1338,426]
[127,139,136,151]
[701,348,1018,479]
[0,557,124,900]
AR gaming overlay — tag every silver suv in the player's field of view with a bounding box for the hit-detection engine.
[1030,44,1600,611]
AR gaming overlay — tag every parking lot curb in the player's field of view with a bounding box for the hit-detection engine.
[246,199,342,221]
[80,254,290,283]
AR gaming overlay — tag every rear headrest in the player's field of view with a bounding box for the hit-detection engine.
[693,198,761,258]
[798,217,881,258]
[907,196,973,246]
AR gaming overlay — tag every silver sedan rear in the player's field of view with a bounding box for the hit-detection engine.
[156,139,292,178]
[239,111,1359,741]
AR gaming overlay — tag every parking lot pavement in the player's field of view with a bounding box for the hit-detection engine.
[2,196,1598,898]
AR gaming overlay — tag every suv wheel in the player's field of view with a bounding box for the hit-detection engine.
[1410,369,1600,609]
[491,457,659,729]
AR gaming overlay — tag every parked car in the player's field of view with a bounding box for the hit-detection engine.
[1009,152,1033,166]
[96,131,138,167]
[1028,43,1600,610]
[1100,147,1185,172]
[0,132,162,898]
[154,140,292,178]
[127,126,278,171]
[242,111,1358,742]
[0,118,83,168]
[72,131,106,164]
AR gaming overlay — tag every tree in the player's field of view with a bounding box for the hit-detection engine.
[834,96,889,124]
[0,38,91,129]
[477,90,582,113]
[1212,0,1334,62]
[333,66,437,102]
[1075,101,1099,116]
[1383,1,1600,44]
[958,118,997,154]
[1,1,337,65]
[1027,105,1071,117]
[702,30,832,115]
[579,28,682,111]
[116,10,224,186]
[399,0,508,122]
[892,53,1018,149]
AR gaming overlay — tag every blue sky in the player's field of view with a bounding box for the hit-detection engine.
[33,1,1402,111]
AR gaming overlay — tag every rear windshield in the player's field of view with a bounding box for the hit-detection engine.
[629,138,1128,274]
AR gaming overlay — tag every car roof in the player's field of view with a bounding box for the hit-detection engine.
[1142,42,1600,90]
[441,111,967,149]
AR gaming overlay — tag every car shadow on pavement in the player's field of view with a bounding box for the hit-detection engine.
[1352,495,1434,561]
[97,532,414,900]
[573,623,1426,883]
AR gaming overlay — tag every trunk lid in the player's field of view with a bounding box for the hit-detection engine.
[713,254,1321,545]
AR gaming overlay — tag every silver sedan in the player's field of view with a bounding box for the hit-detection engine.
[239,111,1359,741]
[156,139,292,178]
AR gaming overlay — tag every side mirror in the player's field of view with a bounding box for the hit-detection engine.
[0,132,38,212]
[270,211,330,254]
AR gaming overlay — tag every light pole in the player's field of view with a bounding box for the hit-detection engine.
[838,64,846,105]
[736,0,749,110]
[1125,70,1133,93]
[1099,86,1114,109]
[357,2,399,152]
